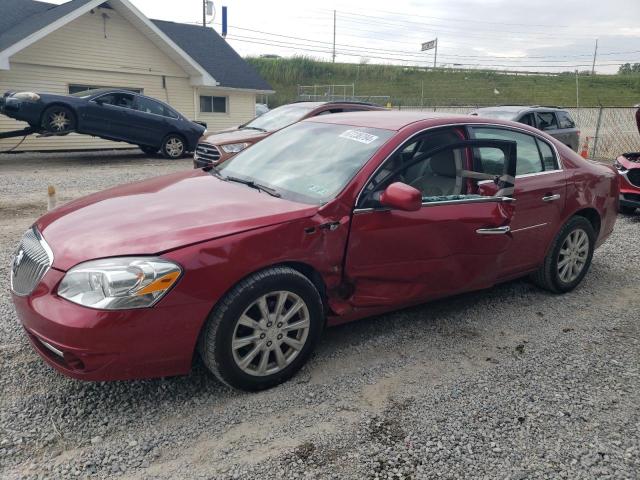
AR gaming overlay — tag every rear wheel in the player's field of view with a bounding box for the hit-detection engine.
[620,205,636,215]
[530,216,595,293]
[198,267,323,391]
[41,105,75,134]
[161,134,186,159]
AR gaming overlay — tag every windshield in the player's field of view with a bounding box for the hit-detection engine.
[218,121,394,204]
[474,110,519,120]
[243,104,318,132]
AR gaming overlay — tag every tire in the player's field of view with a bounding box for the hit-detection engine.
[619,205,636,215]
[530,216,595,293]
[160,134,186,159]
[41,105,75,133]
[139,145,158,156]
[198,267,324,391]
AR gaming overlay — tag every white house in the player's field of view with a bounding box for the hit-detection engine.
[0,0,273,151]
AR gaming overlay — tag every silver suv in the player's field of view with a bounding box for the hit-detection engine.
[470,106,579,152]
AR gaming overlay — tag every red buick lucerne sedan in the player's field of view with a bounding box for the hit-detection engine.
[10,111,618,391]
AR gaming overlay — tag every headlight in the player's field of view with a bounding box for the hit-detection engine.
[58,257,181,310]
[13,92,40,101]
[221,142,250,154]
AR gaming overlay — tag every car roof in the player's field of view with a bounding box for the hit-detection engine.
[303,110,550,133]
[474,105,567,113]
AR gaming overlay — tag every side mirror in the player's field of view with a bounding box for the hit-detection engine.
[379,182,422,211]
[95,98,105,106]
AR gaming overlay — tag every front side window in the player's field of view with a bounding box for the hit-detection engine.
[535,112,558,131]
[363,129,467,203]
[360,128,517,208]
[95,93,135,109]
[472,127,558,175]
[218,122,394,204]
[200,96,227,113]
[556,111,576,129]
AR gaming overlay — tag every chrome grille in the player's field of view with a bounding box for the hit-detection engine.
[195,143,221,165]
[627,169,640,188]
[10,228,53,296]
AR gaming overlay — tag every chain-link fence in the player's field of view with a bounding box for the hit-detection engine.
[398,105,640,160]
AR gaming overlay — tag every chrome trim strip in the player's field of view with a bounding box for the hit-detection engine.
[353,195,516,214]
[355,121,563,208]
[510,223,548,233]
[476,226,511,235]
[39,338,64,358]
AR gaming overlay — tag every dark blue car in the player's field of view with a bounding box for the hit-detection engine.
[0,89,206,158]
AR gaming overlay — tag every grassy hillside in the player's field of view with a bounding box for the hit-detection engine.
[247,56,640,108]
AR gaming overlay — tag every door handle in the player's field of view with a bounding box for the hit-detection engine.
[476,226,511,235]
[542,194,561,202]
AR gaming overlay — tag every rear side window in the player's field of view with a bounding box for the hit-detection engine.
[556,111,576,129]
[537,139,558,170]
[473,127,544,175]
[535,112,558,131]
[136,97,165,116]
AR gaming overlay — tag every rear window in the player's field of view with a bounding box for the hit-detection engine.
[557,111,576,129]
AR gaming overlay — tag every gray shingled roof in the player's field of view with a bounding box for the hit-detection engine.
[0,0,271,91]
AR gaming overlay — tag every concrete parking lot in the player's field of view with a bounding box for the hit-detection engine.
[0,151,639,479]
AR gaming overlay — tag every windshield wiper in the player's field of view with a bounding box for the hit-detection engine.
[224,176,281,197]
[241,126,267,132]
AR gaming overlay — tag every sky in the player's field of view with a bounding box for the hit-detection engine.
[46,0,640,74]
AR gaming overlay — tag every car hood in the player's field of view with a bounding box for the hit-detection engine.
[200,128,269,145]
[37,170,317,271]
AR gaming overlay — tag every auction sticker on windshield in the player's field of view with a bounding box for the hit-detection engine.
[339,129,379,144]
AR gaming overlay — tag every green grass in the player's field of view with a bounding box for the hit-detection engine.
[247,56,640,108]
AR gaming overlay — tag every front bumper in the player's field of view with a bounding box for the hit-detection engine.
[12,268,212,381]
[0,96,41,124]
[618,170,640,208]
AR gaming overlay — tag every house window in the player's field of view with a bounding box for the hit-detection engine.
[200,95,227,113]
[68,84,142,95]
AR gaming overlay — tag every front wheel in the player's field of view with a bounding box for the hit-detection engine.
[41,105,75,133]
[161,134,186,159]
[198,267,323,391]
[530,216,595,293]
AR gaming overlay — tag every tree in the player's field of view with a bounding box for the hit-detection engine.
[618,63,640,74]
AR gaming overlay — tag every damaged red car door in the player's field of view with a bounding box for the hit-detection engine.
[344,127,518,308]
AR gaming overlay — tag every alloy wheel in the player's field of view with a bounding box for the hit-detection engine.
[231,290,310,377]
[165,137,184,158]
[557,228,589,283]
[49,111,70,131]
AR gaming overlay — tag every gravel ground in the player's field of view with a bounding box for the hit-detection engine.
[1,151,639,479]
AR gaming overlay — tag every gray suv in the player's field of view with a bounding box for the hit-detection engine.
[470,106,580,151]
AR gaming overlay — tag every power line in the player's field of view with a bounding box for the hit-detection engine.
[226,35,632,69]
[217,24,640,61]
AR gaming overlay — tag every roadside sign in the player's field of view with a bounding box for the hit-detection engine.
[421,39,437,51]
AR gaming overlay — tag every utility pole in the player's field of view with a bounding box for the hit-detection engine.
[332,10,336,63]
[591,38,598,75]
[202,0,206,27]
[433,37,438,69]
